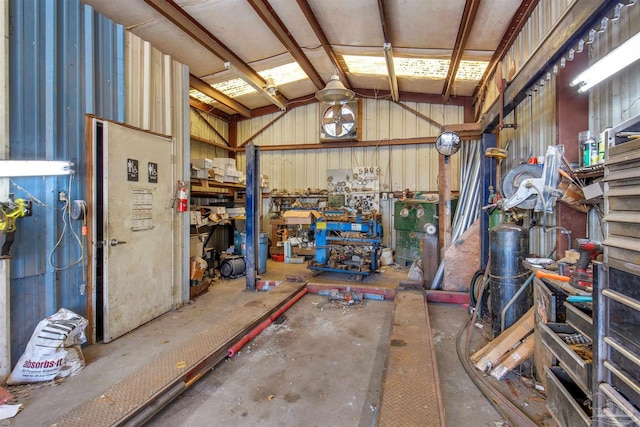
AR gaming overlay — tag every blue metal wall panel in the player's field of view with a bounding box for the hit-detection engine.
[8,0,124,365]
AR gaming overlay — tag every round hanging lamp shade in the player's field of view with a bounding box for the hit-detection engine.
[315,75,355,103]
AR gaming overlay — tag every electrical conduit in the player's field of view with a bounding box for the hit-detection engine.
[227,288,308,357]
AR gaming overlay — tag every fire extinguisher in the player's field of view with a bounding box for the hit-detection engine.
[176,181,188,212]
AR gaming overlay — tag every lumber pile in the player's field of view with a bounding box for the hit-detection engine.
[471,307,534,380]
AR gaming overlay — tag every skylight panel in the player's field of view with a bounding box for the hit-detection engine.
[212,62,308,98]
[189,89,219,105]
[343,55,488,81]
[456,61,489,81]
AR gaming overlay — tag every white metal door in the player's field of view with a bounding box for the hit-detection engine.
[102,121,174,342]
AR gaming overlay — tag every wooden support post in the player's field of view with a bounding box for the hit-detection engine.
[438,155,452,258]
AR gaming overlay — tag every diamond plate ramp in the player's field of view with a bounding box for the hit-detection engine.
[377,291,445,427]
[53,282,306,427]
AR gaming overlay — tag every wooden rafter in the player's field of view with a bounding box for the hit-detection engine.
[443,0,481,101]
[143,0,289,113]
[295,0,352,88]
[189,98,232,122]
[248,0,324,90]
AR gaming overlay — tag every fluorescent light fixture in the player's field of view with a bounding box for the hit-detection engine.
[571,31,640,93]
[383,43,399,102]
[224,62,287,110]
[343,55,488,81]
[0,161,74,177]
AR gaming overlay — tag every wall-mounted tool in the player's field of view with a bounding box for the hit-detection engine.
[500,164,543,210]
[0,195,32,258]
[569,238,603,290]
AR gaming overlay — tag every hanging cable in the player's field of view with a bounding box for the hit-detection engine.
[48,174,84,271]
[455,258,538,427]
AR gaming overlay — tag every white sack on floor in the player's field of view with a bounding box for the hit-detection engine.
[6,308,88,385]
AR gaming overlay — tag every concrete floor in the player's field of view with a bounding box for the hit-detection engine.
[3,261,548,426]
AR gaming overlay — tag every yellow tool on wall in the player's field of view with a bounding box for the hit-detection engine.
[0,196,32,258]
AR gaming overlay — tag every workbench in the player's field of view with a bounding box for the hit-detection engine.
[307,212,382,281]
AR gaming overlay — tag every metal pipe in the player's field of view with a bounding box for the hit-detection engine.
[602,289,640,311]
[433,142,482,289]
[227,288,308,357]
[500,272,535,331]
[245,143,260,291]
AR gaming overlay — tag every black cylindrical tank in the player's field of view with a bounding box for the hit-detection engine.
[220,256,246,279]
[489,223,530,338]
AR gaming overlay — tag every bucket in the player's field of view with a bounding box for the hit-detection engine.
[259,232,268,274]
[235,231,268,274]
[380,248,394,266]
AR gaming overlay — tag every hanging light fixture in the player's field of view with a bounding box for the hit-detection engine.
[315,75,355,104]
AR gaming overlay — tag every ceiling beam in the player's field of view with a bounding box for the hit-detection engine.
[189,98,232,122]
[473,0,539,105]
[442,0,481,102]
[190,134,235,152]
[377,0,391,43]
[377,0,399,102]
[247,0,324,90]
[295,0,352,88]
[143,0,289,109]
[189,75,252,118]
[236,134,479,152]
[396,102,444,132]
[239,109,292,148]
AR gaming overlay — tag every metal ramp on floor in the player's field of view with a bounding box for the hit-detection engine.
[377,290,446,427]
[52,281,306,427]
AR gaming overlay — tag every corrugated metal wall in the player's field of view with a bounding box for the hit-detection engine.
[8,1,124,365]
[190,109,230,159]
[500,71,558,257]
[235,99,464,248]
[236,99,463,191]
[589,2,640,132]
[481,0,573,118]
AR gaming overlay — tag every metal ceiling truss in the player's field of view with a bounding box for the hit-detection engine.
[144,0,289,115]
[295,0,352,88]
[443,0,482,101]
[189,75,251,118]
[248,0,324,90]
[189,98,232,122]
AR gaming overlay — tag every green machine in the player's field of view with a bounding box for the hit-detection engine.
[393,199,457,266]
